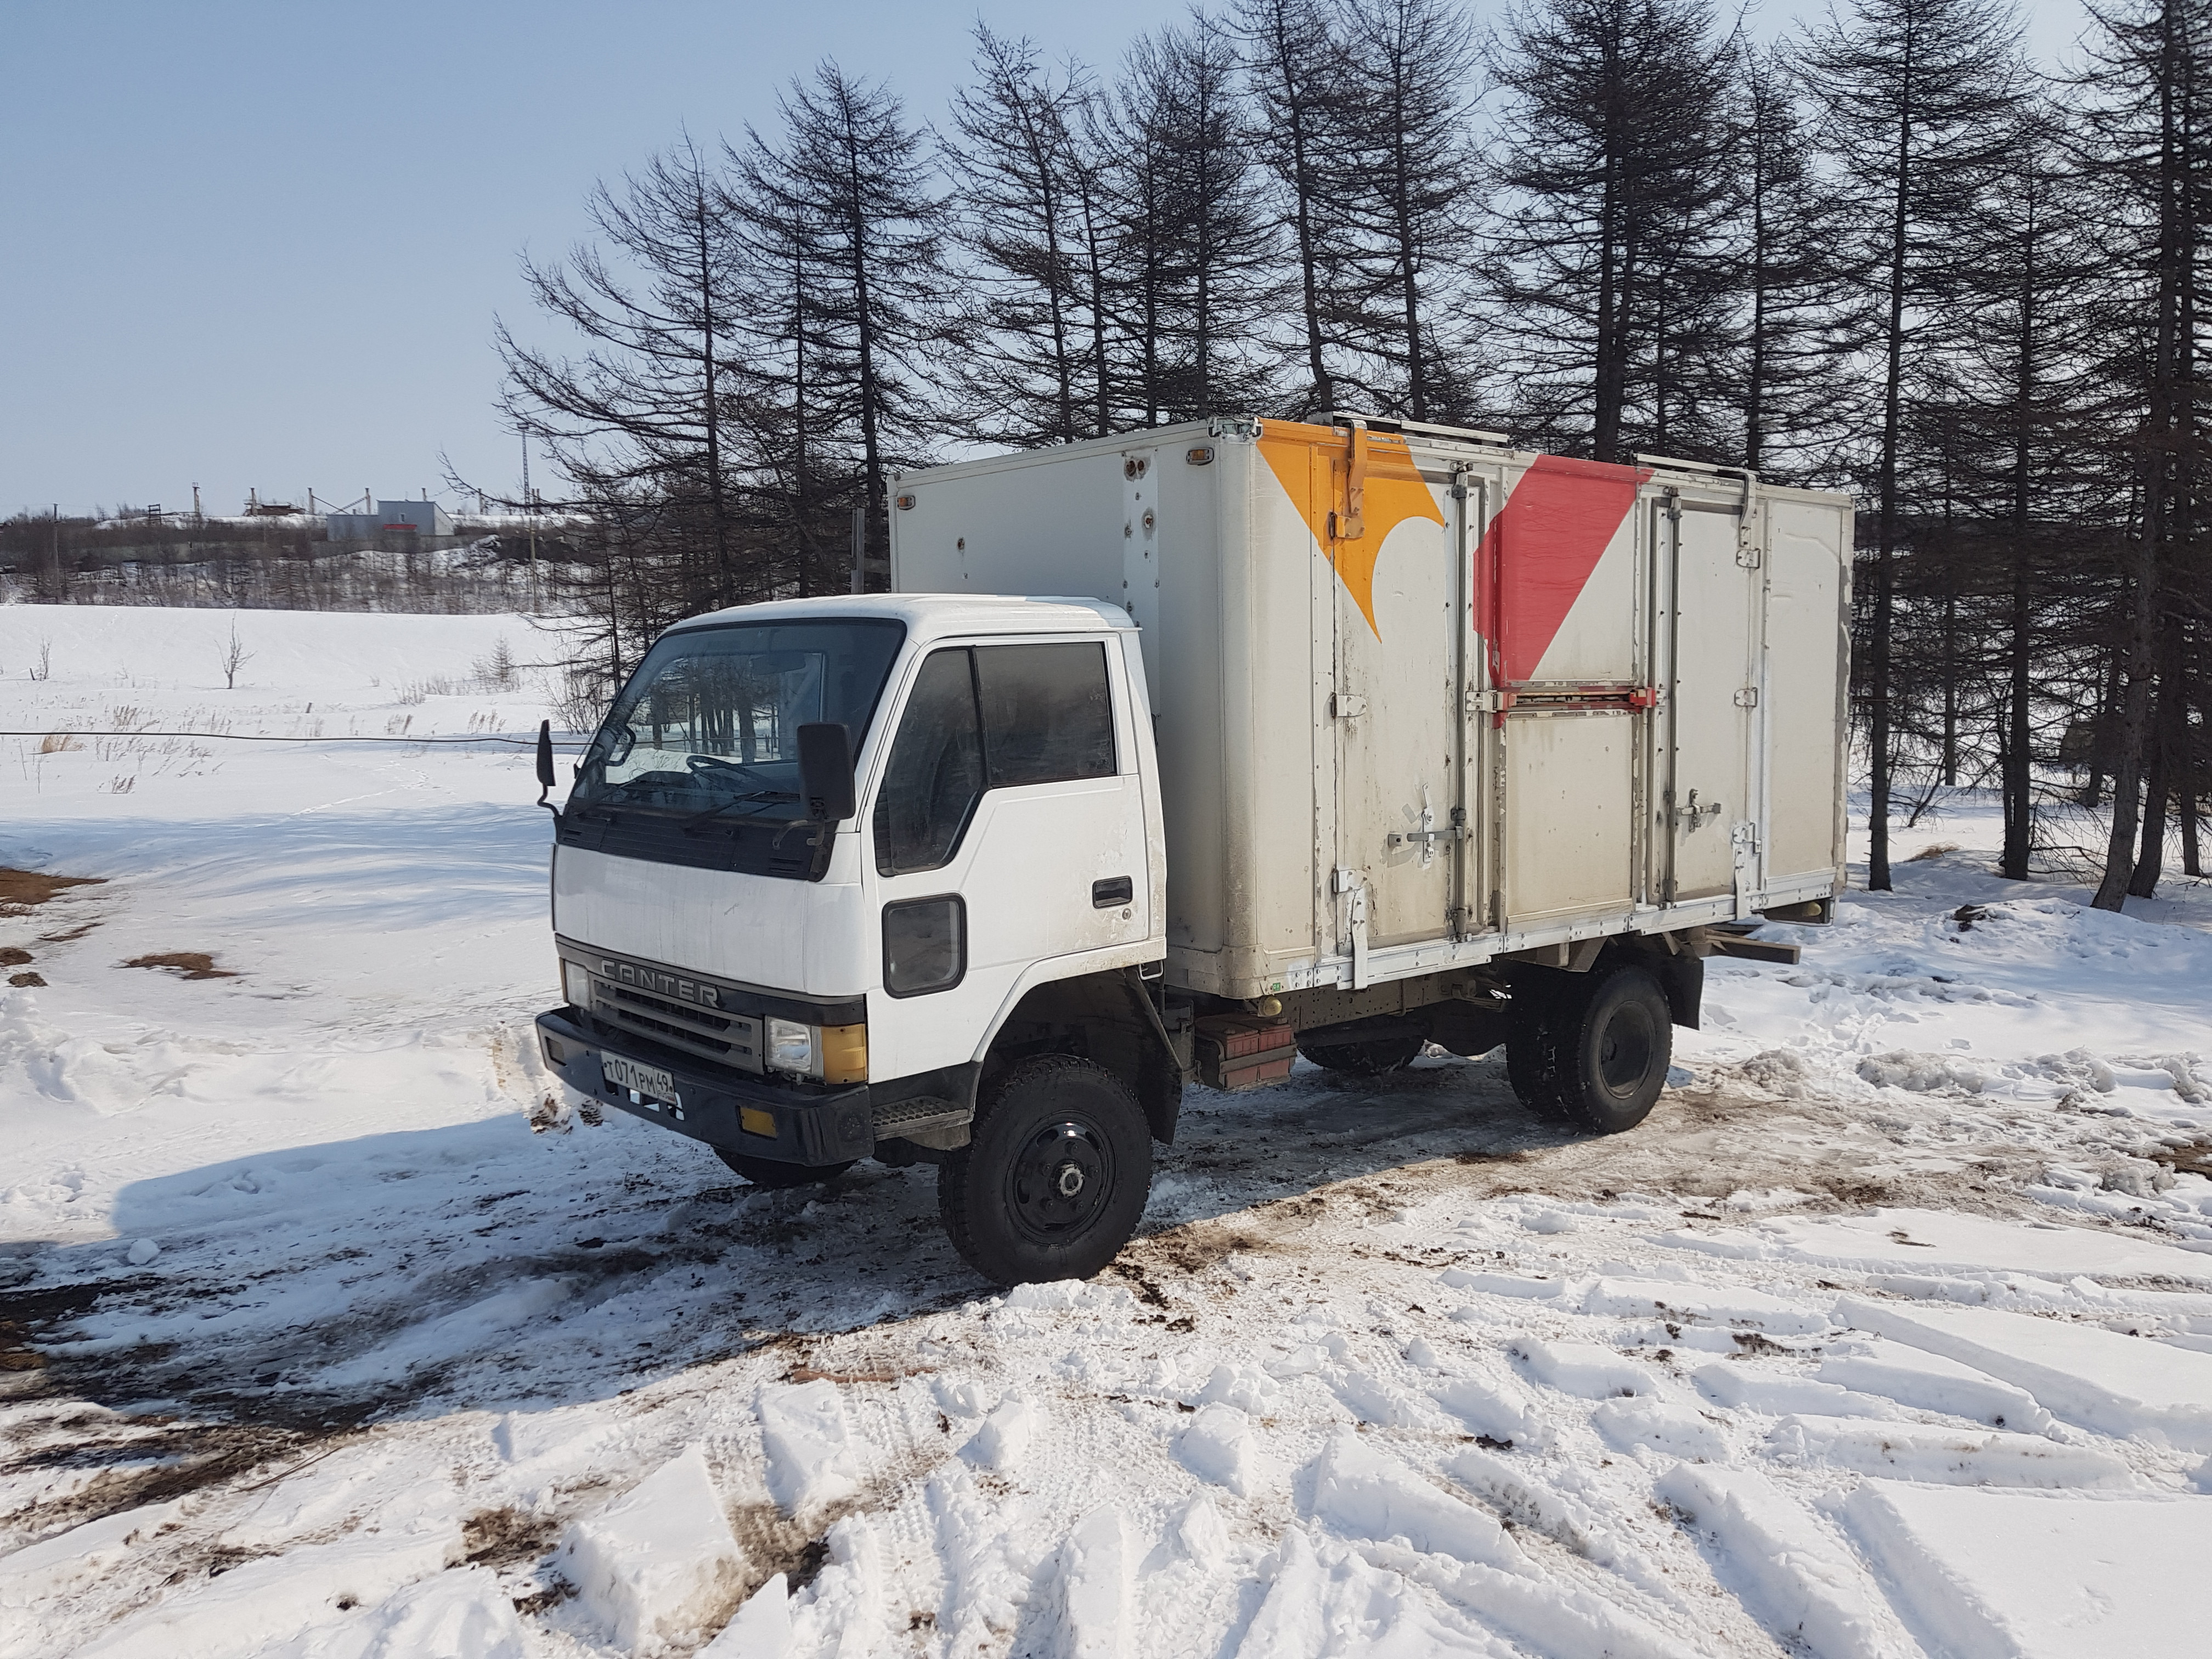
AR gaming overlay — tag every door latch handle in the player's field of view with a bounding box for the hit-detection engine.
[1092,876,1134,908]
[1386,826,1470,848]
[1672,789,1724,828]
[1387,804,1468,860]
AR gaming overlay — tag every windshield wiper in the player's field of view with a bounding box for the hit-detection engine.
[679,789,799,833]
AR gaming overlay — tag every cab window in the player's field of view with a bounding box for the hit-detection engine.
[873,641,1116,876]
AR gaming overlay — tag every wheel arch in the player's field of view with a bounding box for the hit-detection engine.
[975,964,1187,1144]
[1579,937,1705,1030]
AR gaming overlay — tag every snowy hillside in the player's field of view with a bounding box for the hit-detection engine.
[3,605,2210,1658]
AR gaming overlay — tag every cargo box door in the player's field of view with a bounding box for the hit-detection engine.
[1483,458,1650,928]
[1761,498,1848,888]
[1660,502,1760,905]
[1329,450,1464,953]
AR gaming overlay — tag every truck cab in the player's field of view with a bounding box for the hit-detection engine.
[535,594,1182,1285]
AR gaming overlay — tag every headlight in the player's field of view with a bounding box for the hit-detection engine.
[562,959,594,1008]
[765,1017,815,1076]
[763,1018,868,1084]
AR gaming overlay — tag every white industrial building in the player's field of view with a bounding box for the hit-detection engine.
[326,499,455,540]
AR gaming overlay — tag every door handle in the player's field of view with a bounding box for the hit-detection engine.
[1092,876,1133,908]
[1672,789,1724,828]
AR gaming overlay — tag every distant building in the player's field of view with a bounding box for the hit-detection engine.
[326,499,454,540]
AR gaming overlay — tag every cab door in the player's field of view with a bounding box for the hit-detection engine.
[864,635,1150,1079]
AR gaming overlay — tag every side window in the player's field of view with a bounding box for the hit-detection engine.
[974,642,1116,787]
[873,649,984,876]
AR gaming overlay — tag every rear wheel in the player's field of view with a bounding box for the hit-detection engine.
[714,1148,855,1189]
[1511,964,1671,1135]
[1295,1032,1425,1075]
[939,1054,1151,1285]
[1505,979,1564,1116]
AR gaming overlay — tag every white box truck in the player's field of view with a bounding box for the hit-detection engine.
[534,415,1852,1284]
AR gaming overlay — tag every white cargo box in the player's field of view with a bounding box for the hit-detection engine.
[891,417,1850,1001]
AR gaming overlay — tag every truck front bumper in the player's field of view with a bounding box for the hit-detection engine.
[534,1006,873,1167]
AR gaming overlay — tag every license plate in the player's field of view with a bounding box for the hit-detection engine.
[601,1054,681,1108]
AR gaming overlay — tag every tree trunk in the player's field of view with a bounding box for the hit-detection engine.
[2129,641,2185,895]
[2096,4,2185,910]
[695,186,730,607]
[1592,139,1624,461]
[2000,187,2037,879]
[1262,3,1333,412]
[1866,84,1915,895]
[1390,117,1425,421]
[2182,686,2204,873]
[1079,172,1113,437]
[2093,572,2159,909]
[2001,531,2033,877]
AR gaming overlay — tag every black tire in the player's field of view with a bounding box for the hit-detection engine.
[939,1054,1152,1286]
[714,1148,855,1189]
[1506,1020,1558,1115]
[1538,964,1672,1135]
[1295,1033,1426,1075]
[1505,979,1565,1117]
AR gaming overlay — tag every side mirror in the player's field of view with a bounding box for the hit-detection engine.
[535,720,557,809]
[796,721,857,823]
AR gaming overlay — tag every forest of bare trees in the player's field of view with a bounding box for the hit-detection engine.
[484,0,2211,910]
[0,509,569,614]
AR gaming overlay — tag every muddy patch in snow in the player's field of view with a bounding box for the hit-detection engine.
[1338,1074,2061,1223]
[1,1404,328,1552]
[121,951,237,981]
[0,869,106,914]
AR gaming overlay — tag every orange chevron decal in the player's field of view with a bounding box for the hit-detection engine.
[1257,420,1446,636]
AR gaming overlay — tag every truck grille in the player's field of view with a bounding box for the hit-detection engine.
[588,979,763,1072]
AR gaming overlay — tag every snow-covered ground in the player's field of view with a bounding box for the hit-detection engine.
[4,605,2210,1659]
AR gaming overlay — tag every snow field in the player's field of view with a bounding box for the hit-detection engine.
[3,606,2211,1656]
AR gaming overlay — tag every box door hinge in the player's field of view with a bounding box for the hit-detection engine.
[1334,867,1371,990]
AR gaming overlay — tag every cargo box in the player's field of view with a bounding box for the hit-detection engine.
[891,416,1850,1002]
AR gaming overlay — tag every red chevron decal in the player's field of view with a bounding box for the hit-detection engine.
[1472,455,1651,684]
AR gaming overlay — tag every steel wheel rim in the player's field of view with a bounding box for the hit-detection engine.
[1596,1002,1656,1096]
[1005,1119,1112,1244]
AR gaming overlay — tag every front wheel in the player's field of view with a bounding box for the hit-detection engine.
[714,1148,855,1189]
[939,1055,1152,1285]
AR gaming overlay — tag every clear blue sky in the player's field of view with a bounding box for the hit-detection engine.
[2,0,2091,520]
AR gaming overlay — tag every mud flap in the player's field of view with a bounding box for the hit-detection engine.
[1657,953,1703,1030]
[1121,968,1192,1143]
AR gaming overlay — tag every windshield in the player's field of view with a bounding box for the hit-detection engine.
[571,619,906,821]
